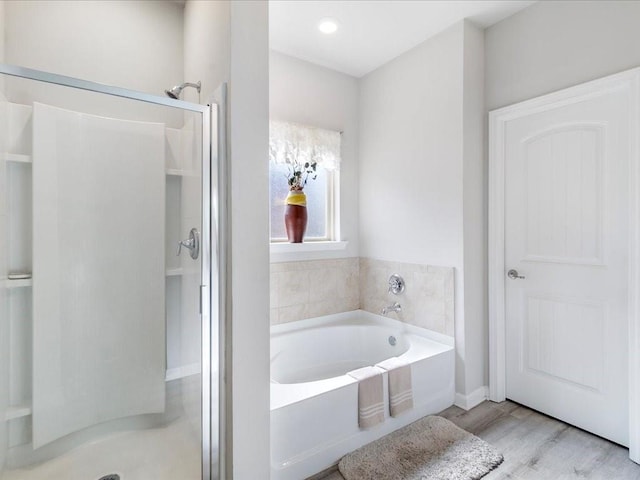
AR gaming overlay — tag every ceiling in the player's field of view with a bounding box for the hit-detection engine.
[269,1,535,78]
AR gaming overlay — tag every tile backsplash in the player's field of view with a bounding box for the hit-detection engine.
[270,256,454,337]
[270,258,359,325]
[359,258,454,336]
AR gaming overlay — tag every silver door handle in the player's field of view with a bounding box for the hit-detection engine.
[507,269,525,280]
[177,228,200,260]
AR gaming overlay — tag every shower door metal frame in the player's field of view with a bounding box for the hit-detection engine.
[0,63,220,480]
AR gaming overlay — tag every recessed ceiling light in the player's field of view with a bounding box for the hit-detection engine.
[318,18,338,35]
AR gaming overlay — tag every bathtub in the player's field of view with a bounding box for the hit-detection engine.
[270,310,455,480]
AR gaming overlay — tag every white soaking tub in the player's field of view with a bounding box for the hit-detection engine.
[270,310,455,480]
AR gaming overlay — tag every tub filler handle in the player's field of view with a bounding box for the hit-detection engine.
[388,274,405,295]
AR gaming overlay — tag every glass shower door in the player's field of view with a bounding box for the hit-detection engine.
[0,66,216,480]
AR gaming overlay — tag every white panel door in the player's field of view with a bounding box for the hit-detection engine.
[504,86,630,446]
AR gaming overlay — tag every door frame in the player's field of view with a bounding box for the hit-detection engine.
[488,67,640,461]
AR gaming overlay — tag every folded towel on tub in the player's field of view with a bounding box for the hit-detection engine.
[347,366,385,429]
[376,356,414,417]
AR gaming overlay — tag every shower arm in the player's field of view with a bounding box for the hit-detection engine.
[165,80,202,100]
[182,82,201,92]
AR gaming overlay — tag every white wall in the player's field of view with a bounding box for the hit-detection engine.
[184,0,230,104]
[361,0,640,402]
[3,0,184,126]
[0,240,6,475]
[486,0,640,110]
[359,20,486,401]
[0,0,4,95]
[359,23,464,271]
[0,0,7,471]
[360,21,487,398]
[228,2,271,478]
[0,4,8,468]
[461,21,486,399]
[184,2,272,477]
[5,0,183,95]
[269,51,359,259]
[0,1,4,61]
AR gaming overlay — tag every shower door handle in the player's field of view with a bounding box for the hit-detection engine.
[177,228,200,260]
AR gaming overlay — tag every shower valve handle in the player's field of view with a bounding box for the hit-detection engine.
[177,228,200,260]
[177,239,193,255]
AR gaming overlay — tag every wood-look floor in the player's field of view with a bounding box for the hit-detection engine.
[313,400,640,480]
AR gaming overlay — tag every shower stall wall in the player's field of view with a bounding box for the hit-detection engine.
[0,65,220,480]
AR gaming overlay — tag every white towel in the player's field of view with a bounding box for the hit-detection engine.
[376,357,414,417]
[347,366,385,429]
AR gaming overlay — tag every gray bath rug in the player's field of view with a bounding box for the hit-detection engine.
[338,415,503,480]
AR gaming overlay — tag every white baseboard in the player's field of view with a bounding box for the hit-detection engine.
[454,386,489,411]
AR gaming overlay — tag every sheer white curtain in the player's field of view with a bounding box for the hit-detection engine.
[268,120,341,170]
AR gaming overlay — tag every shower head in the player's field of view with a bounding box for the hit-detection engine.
[165,81,201,99]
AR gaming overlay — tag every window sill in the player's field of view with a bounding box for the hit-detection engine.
[270,241,348,263]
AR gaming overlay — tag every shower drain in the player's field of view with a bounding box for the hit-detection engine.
[98,475,120,480]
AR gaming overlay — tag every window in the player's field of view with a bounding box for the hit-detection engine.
[268,121,340,242]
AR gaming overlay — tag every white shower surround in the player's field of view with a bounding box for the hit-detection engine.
[270,310,454,480]
[32,102,167,448]
[1,91,208,474]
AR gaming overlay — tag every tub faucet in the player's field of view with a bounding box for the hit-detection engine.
[382,302,402,315]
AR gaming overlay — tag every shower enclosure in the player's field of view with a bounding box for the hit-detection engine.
[0,64,222,480]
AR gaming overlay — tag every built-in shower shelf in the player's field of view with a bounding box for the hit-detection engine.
[5,278,33,288]
[165,363,201,382]
[2,152,31,163]
[165,268,199,277]
[5,404,32,421]
[166,168,197,177]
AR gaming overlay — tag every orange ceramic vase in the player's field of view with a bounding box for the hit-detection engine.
[284,190,307,243]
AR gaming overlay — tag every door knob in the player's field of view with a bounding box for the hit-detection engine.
[507,269,525,280]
